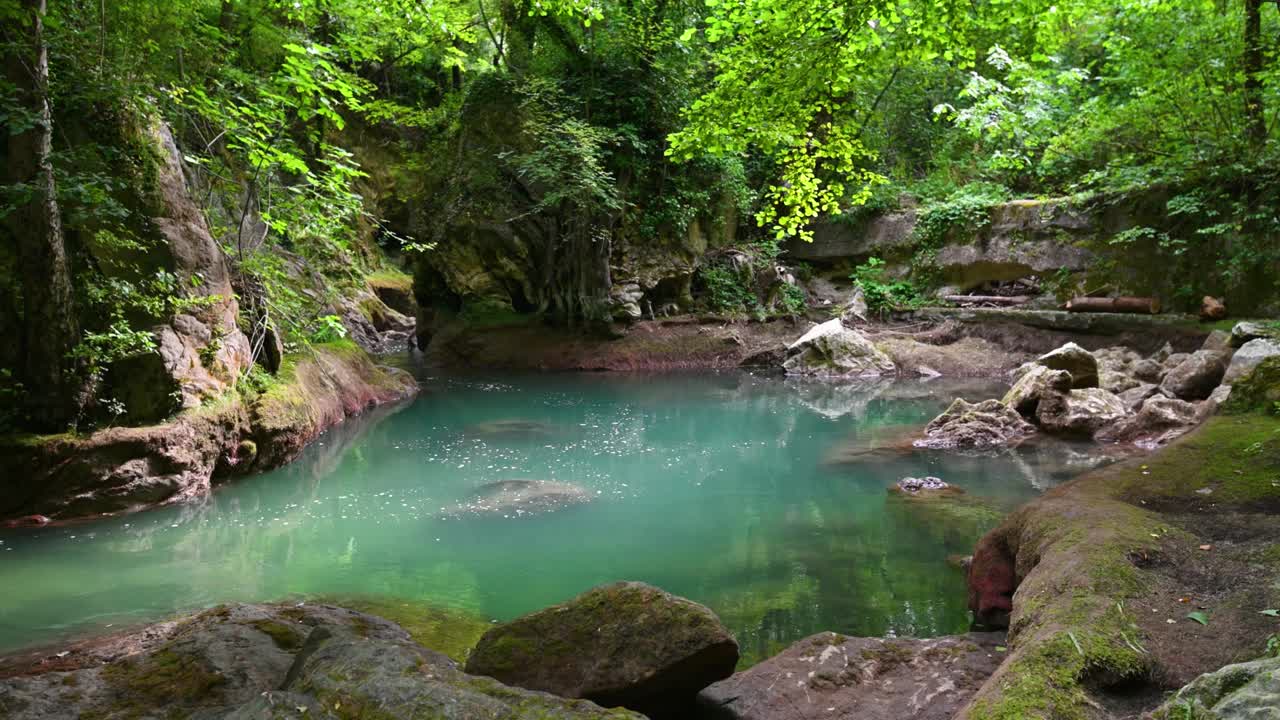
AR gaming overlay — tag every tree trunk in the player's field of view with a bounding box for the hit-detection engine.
[1244,0,1266,148]
[1064,296,1161,314]
[5,0,82,430]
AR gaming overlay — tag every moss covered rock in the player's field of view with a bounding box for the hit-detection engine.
[465,581,739,715]
[1223,355,1280,415]
[0,602,637,720]
[1151,656,1280,720]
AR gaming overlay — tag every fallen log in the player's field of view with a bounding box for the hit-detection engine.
[943,295,1034,306]
[1064,296,1161,314]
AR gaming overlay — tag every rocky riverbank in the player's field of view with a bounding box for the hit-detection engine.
[0,343,416,523]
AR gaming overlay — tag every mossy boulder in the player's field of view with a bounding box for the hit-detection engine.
[0,602,639,720]
[1223,355,1280,415]
[1150,656,1280,720]
[285,628,642,720]
[465,581,739,715]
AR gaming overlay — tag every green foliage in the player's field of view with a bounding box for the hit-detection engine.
[700,266,755,314]
[308,315,349,344]
[851,257,924,316]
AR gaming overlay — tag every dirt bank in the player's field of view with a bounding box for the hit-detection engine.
[962,413,1280,719]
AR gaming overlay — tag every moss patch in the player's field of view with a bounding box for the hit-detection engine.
[1110,414,1280,506]
[92,648,227,719]
[246,619,305,651]
[317,596,491,663]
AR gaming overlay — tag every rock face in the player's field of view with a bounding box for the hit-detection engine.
[915,399,1036,450]
[697,631,1007,720]
[1096,396,1201,448]
[1150,656,1280,720]
[444,480,594,518]
[465,581,739,714]
[1035,387,1128,437]
[0,603,639,720]
[105,121,253,423]
[783,319,897,378]
[1224,338,1280,384]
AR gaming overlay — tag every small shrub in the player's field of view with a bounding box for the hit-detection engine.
[851,257,925,316]
[701,265,755,313]
[308,314,348,344]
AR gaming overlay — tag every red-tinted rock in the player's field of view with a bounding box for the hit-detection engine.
[1,514,51,529]
[967,532,1016,628]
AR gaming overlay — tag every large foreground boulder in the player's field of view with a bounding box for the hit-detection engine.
[783,319,897,378]
[916,398,1036,450]
[285,629,640,720]
[1035,387,1127,437]
[1150,656,1280,720]
[465,582,739,714]
[697,631,1006,720]
[0,603,638,720]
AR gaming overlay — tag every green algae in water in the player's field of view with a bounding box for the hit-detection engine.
[0,372,1108,666]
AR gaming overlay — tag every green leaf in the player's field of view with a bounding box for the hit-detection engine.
[1186,611,1209,626]
[1261,609,1280,617]
[680,28,696,42]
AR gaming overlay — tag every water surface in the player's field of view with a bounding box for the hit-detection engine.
[0,371,1112,664]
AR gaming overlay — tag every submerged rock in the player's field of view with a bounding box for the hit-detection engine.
[1151,656,1280,720]
[464,418,561,440]
[445,480,594,518]
[887,479,1003,548]
[697,631,1006,720]
[782,319,897,378]
[465,581,738,714]
[1035,387,1128,437]
[915,398,1036,450]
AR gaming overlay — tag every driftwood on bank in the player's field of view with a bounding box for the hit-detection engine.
[1064,296,1161,314]
[942,295,1034,306]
